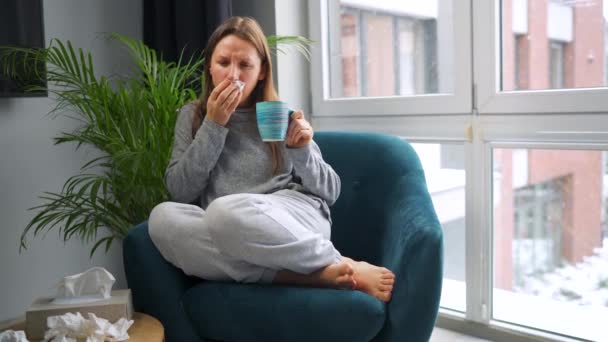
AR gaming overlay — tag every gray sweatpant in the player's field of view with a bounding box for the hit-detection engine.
[148,189,342,283]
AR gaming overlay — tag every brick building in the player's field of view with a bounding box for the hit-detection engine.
[496,0,605,289]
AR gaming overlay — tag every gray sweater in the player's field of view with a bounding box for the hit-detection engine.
[164,103,341,219]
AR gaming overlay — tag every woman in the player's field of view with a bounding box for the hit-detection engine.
[149,16,394,302]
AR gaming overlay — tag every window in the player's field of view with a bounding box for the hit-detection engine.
[412,143,466,313]
[605,19,608,86]
[513,34,527,90]
[398,18,439,95]
[477,0,608,114]
[512,180,564,284]
[505,0,606,92]
[493,148,608,341]
[310,0,471,117]
[339,9,361,97]
[548,41,565,89]
[336,7,438,97]
[308,0,608,340]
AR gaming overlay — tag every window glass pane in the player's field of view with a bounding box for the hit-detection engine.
[502,0,608,91]
[331,0,453,98]
[340,10,361,97]
[412,143,466,312]
[493,148,608,342]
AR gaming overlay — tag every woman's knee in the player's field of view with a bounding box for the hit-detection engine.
[149,201,203,237]
[206,194,258,241]
[147,202,176,249]
[149,202,174,230]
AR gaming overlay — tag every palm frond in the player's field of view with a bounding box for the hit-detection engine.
[267,35,314,61]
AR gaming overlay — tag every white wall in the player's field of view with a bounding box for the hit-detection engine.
[0,0,142,323]
[275,0,312,115]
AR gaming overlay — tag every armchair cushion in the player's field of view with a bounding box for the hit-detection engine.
[183,282,385,342]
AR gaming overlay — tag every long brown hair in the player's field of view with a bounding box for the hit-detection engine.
[192,16,282,174]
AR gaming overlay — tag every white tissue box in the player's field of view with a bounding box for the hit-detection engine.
[25,289,133,340]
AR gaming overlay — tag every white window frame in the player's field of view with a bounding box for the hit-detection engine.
[474,0,608,115]
[308,0,472,117]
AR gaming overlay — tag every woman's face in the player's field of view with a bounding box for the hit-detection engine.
[209,34,266,107]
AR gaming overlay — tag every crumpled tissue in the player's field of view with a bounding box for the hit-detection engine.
[233,79,245,92]
[0,330,28,342]
[52,267,115,305]
[44,312,133,342]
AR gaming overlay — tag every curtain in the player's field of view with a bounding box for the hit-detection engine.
[143,0,233,64]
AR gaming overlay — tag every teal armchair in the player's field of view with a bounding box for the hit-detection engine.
[123,131,443,342]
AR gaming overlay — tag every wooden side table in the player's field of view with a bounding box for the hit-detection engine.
[3,312,164,342]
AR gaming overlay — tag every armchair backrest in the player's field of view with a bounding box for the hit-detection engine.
[314,131,430,265]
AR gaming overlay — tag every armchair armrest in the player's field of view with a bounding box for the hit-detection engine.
[123,222,201,342]
[374,176,444,342]
[315,131,444,342]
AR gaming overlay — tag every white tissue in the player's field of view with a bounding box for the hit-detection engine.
[233,79,245,92]
[52,267,115,305]
[44,312,133,342]
[0,330,28,342]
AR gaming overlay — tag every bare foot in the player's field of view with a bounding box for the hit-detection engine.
[316,261,357,289]
[273,261,356,289]
[343,257,395,302]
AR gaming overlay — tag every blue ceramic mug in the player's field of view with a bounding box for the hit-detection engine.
[255,101,293,141]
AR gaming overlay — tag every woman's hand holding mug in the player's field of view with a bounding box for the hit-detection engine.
[286,110,313,148]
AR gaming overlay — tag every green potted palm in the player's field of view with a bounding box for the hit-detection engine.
[0,33,312,256]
